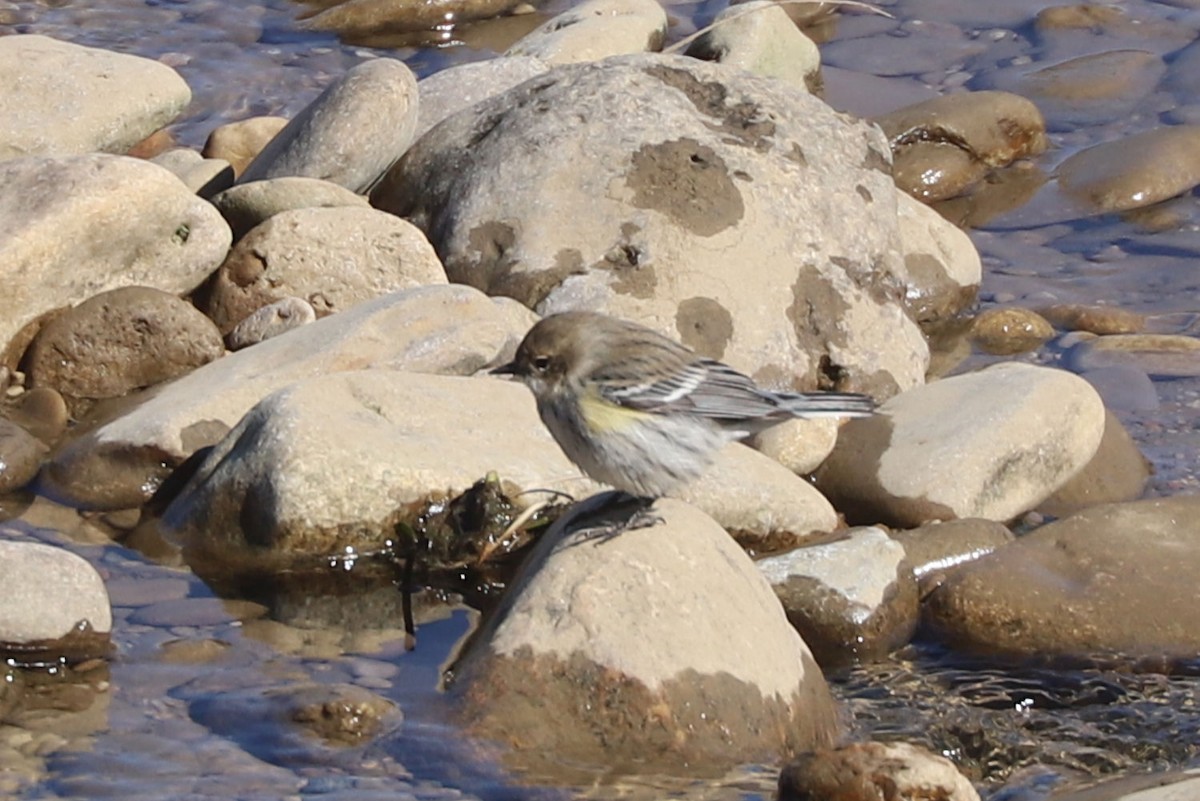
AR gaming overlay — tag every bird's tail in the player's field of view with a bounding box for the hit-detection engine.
[776,391,876,418]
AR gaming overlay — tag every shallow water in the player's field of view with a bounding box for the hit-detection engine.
[3,0,1200,798]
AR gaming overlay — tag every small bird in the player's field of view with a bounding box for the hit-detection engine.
[492,311,875,500]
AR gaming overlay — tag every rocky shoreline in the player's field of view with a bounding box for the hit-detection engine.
[2,3,1200,799]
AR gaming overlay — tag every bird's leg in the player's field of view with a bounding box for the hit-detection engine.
[624,495,663,530]
[584,492,662,541]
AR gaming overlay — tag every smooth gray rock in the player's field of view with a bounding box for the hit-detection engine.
[684,0,821,91]
[209,176,371,240]
[416,57,549,142]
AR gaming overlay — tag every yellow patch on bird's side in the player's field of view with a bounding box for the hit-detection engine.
[578,392,652,433]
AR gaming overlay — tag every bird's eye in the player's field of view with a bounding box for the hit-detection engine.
[532,355,551,372]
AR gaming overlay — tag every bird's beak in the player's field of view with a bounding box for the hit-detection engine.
[490,361,519,376]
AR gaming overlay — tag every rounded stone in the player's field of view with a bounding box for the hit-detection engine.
[874,90,1047,202]
[1056,125,1200,214]
[1063,333,1200,377]
[224,297,317,351]
[0,419,47,493]
[238,58,419,194]
[969,307,1054,355]
[1036,303,1145,335]
[0,154,232,355]
[924,496,1200,662]
[816,362,1106,527]
[23,286,225,400]
[0,540,112,649]
[209,176,370,240]
[199,206,447,333]
[202,116,289,178]
[451,495,838,775]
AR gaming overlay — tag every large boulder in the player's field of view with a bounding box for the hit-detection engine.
[375,53,928,399]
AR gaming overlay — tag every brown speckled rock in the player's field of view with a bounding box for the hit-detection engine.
[199,206,446,333]
[24,286,224,400]
[375,53,928,399]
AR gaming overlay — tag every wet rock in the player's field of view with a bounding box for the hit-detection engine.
[930,159,1049,229]
[969,307,1054,355]
[1032,4,1193,61]
[0,35,191,160]
[1037,303,1145,335]
[1078,365,1159,412]
[225,297,317,351]
[199,206,446,333]
[816,363,1106,527]
[684,0,821,92]
[984,50,1166,131]
[1036,410,1151,518]
[0,540,112,659]
[874,90,1048,202]
[160,369,840,563]
[0,154,232,354]
[416,56,549,141]
[924,496,1200,663]
[41,285,534,510]
[779,741,980,801]
[2,387,69,443]
[202,116,289,178]
[150,147,234,198]
[821,18,988,78]
[504,0,666,64]
[1063,333,1200,378]
[889,518,1013,593]
[299,0,527,39]
[1056,126,1200,215]
[189,683,400,764]
[1049,770,1200,801]
[893,191,981,324]
[0,419,46,493]
[376,53,929,399]
[239,58,418,194]
[758,527,918,665]
[209,176,371,241]
[23,286,225,400]
[452,495,838,775]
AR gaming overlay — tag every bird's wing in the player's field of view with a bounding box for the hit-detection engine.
[600,358,781,419]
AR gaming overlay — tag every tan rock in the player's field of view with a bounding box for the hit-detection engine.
[0,35,191,160]
[816,363,1106,527]
[0,154,231,354]
[452,495,838,776]
[40,285,534,510]
[199,206,447,333]
[202,116,289,177]
[24,286,224,400]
